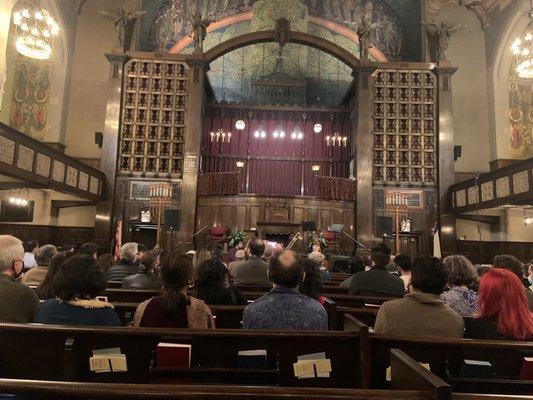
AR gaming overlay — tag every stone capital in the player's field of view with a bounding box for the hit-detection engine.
[105,53,130,64]
[433,66,458,77]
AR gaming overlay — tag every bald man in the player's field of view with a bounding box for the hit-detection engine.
[243,250,327,331]
[0,235,40,322]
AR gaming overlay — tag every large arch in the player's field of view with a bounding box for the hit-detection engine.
[204,30,361,69]
[168,12,387,63]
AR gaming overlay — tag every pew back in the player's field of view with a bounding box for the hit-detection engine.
[0,323,367,388]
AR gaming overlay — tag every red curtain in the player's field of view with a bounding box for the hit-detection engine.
[201,108,352,196]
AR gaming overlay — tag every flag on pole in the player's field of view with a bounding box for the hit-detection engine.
[114,218,123,262]
[433,228,441,258]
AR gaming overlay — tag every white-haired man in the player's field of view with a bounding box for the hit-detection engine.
[105,242,140,282]
[0,235,40,322]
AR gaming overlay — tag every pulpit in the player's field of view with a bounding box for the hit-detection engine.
[256,202,300,245]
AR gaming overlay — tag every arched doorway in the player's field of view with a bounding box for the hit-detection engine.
[204,30,360,68]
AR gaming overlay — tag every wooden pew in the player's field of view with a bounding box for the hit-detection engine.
[112,302,337,330]
[0,381,445,400]
[0,323,368,388]
[368,332,533,394]
[104,288,395,310]
[0,349,451,400]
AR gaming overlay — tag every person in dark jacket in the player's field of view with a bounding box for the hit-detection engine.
[349,244,405,298]
[195,259,247,305]
[35,255,121,326]
[105,242,139,282]
[36,252,69,300]
[0,235,40,323]
[122,250,162,290]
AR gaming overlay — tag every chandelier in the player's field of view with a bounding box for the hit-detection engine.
[511,3,533,78]
[12,0,59,60]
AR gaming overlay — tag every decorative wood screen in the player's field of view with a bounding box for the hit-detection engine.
[371,69,437,185]
[120,59,188,178]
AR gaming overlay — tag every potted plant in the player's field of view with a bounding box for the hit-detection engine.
[304,231,327,251]
[227,229,247,248]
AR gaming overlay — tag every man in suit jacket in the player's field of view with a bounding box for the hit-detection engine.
[232,238,271,286]
[349,245,405,298]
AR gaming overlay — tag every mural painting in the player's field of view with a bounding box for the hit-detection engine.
[508,67,533,158]
[11,61,51,140]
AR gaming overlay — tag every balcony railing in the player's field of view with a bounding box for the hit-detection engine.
[0,122,104,201]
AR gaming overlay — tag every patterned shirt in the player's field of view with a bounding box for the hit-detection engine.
[441,286,479,316]
[243,286,328,331]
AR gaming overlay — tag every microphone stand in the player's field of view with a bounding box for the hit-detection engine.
[341,230,370,253]
[172,225,210,252]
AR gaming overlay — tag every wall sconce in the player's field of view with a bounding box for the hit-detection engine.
[326,133,347,147]
[312,165,320,173]
[525,208,533,225]
[210,129,231,143]
[273,124,285,138]
[236,160,245,168]
[313,123,322,133]
[254,125,266,139]
[235,120,245,130]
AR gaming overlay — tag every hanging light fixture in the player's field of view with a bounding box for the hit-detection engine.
[273,124,285,139]
[254,125,266,139]
[511,1,533,78]
[12,0,60,60]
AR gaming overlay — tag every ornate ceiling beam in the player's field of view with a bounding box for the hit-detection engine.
[426,0,490,30]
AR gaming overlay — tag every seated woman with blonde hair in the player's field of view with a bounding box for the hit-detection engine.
[132,252,214,328]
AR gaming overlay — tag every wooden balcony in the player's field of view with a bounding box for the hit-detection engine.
[449,157,532,213]
[0,122,104,201]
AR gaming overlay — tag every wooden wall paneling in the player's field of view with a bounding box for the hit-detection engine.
[249,205,262,230]
[320,209,332,230]
[293,207,304,224]
[235,205,247,230]
[221,205,233,227]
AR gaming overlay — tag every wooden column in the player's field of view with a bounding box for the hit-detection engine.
[178,59,208,249]
[353,62,377,249]
[435,66,458,255]
[93,53,129,250]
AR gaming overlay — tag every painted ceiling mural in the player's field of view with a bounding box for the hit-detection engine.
[139,0,421,105]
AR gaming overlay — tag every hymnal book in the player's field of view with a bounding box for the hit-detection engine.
[459,359,494,379]
[156,343,191,369]
[294,352,331,379]
[90,348,127,373]
[237,349,267,369]
[519,357,533,380]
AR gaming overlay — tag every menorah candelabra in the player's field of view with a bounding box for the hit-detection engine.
[149,183,173,247]
[385,192,409,254]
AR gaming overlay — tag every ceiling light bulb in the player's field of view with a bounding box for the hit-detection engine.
[235,120,245,130]
[297,133,303,140]
[313,123,322,133]
[21,9,30,18]
[273,131,279,138]
[260,131,266,138]
[34,11,43,20]
[279,131,285,138]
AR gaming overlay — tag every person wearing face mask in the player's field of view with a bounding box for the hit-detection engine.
[0,235,40,322]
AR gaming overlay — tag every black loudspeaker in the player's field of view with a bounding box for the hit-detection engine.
[301,221,316,231]
[376,216,393,237]
[454,145,462,161]
[164,209,181,231]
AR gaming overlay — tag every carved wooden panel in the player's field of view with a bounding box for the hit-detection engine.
[120,59,188,178]
[372,69,437,185]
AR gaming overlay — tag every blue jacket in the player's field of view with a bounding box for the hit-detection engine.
[35,298,121,326]
[243,286,327,331]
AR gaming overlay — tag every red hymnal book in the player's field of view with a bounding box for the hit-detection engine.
[156,343,191,369]
[519,357,533,380]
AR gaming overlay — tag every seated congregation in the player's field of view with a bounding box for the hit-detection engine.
[0,233,532,398]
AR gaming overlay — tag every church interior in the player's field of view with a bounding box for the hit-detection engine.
[0,0,532,398]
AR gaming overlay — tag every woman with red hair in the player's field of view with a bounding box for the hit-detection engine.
[465,268,533,341]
